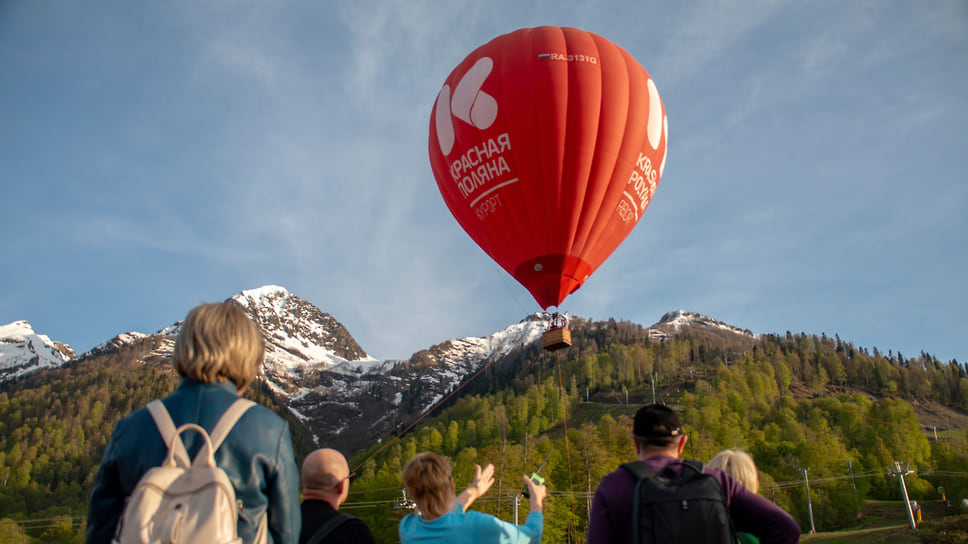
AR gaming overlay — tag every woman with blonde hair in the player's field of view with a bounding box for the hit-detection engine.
[399,451,544,543]
[707,449,759,493]
[87,300,301,543]
[708,449,761,544]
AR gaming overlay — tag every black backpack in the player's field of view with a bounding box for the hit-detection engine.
[621,459,735,544]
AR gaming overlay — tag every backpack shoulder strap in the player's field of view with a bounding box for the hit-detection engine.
[307,513,355,544]
[680,459,705,475]
[622,461,658,544]
[147,399,190,466]
[674,459,715,487]
[621,461,656,481]
[624,459,708,482]
[209,398,257,452]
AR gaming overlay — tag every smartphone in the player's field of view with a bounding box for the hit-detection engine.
[522,450,552,498]
[522,472,545,499]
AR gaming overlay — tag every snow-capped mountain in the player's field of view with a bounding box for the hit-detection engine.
[0,285,548,452]
[0,287,757,453]
[0,321,75,382]
[649,310,757,340]
[229,286,380,397]
[234,286,371,364]
[285,312,547,453]
[81,285,378,379]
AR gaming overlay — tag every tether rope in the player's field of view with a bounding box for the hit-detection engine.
[556,347,580,540]
[352,350,503,473]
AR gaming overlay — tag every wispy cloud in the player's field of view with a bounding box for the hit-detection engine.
[1,1,964,363]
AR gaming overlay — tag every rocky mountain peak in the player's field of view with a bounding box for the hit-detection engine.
[649,310,757,343]
[0,320,75,382]
[232,285,370,363]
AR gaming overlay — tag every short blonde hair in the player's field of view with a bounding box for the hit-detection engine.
[401,452,454,519]
[172,301,264,391]
[708,449,759,493]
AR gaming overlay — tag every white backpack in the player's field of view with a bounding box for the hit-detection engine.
[112,398,266,544]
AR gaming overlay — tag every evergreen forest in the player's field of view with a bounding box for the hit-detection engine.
[0,319,966,542]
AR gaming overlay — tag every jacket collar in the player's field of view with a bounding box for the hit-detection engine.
[176,377,239,395]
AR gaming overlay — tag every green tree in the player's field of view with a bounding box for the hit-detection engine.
[0,520,29,544]
[37,516,83,544]
[444,420,460,455]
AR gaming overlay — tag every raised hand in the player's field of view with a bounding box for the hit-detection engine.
[523,475,546,512]
[458,463,495,511]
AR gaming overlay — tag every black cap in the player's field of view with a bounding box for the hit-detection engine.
[633,404,682,438]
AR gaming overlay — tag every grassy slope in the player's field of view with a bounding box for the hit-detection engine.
[802,500,968,543]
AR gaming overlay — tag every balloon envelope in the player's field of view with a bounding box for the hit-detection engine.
[429,26,668,309]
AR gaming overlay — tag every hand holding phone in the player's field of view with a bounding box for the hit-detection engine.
[521,450,552,498]
[522,472,545,499]
[522,474,547,511]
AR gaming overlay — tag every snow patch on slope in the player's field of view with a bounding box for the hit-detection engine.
[0,321,74,381]
[656,310,757,338]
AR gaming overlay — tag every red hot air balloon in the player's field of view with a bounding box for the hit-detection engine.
[429,26,668,312]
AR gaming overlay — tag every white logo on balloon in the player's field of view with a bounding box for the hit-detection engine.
[646,78,668,178]
[435,58,498,156]
[437,56,666,176]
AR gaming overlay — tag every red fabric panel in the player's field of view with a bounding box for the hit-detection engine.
[428,26,667,309]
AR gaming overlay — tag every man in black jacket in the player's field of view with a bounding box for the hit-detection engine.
[299,448,376,544]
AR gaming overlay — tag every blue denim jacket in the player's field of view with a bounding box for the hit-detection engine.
[86,379,301,543]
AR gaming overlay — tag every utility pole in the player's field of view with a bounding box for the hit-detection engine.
[511,494,520,525]
[847,460,860,518]
[802,467,816,534]
[888,461,917,530]
[651,372,657,404]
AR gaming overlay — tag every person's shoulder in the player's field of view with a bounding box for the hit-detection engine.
[118,403,152,424]
[697,460,722,475]
[592,464,637,498]
[399,512,418,527]
[398,512,422,537]
[461,508,487,521]
[340,515,375,536]
[237,399,288,429]
[344,514,368,525]
[603,463,640,484]
[109,402,154,439]
[701,463,742,493]
[650,455,691,469]
[462,509,505,531]
[330,513,373,534]
[243,399,283,417]
[606,464,635,477]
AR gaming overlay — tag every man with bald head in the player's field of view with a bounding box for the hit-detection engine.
[299,448,376,544]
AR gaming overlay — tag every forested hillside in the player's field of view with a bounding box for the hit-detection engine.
[345,320,968,542]
[0,318,965,542]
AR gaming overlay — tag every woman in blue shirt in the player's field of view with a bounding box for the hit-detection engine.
[399,452,544,544]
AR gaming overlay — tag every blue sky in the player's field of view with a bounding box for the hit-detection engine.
[2,1,966,364]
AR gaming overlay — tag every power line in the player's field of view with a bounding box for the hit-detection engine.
[350,351,505,473]
[1,516,86,531]
[338,466,968,512]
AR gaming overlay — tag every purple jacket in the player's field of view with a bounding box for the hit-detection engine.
[587,455,800,544]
